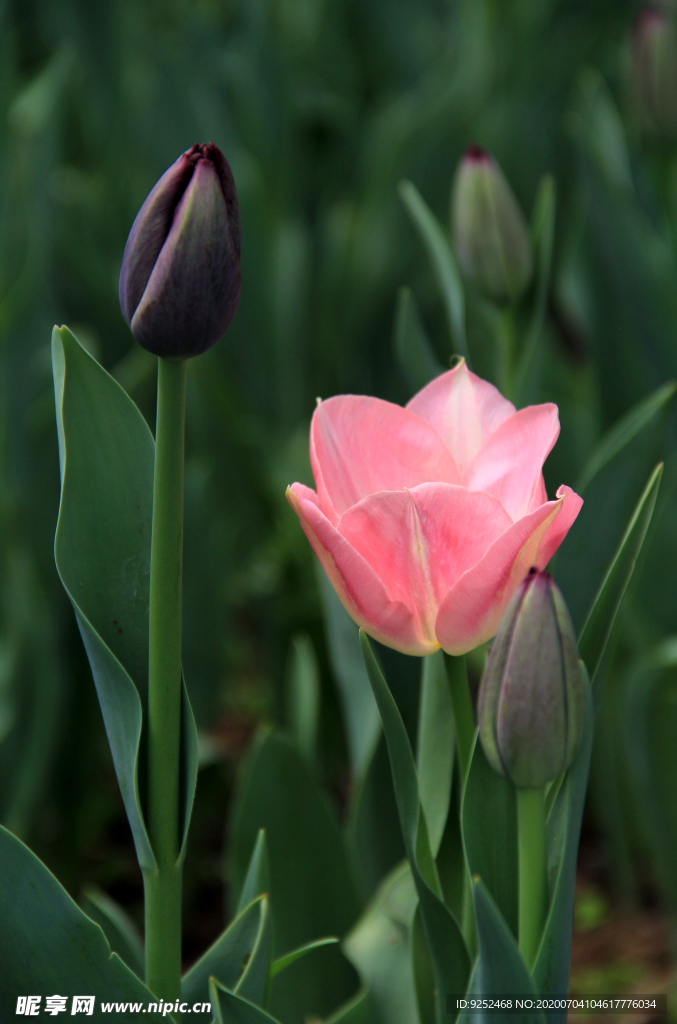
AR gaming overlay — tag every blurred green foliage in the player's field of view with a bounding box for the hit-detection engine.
[3,0,677,1011]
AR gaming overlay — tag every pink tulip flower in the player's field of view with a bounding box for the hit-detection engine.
[286,361,582,656]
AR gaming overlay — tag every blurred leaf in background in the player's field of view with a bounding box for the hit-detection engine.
[3,0,677,1015]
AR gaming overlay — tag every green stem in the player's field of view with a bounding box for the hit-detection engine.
[144,358,187,1009]
[517,786,547,971]
[443,653,475,781]
[443,653,477,954]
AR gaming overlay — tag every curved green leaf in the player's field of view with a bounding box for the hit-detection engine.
[625,641,677,917]
[0,826,164,1022]
[576,383,676,494]
[210,984,283,1024]
[555,378,670,639]
[80,885,144,979]
[182,897,268,1014]
[359,632,470,1024]
[286,633,320,765]
[462,737,518,939]
[52,326,198,870]
[237,829,270,915]
[514,175,556,408]
[534,674,593,1009]
[471,880,545,1022]
[326,987,374,1024]
[229,729,360,1023]
[578,462,663,685]
[343,861,418,1024]
[398,180,468,360]
[411,905,436,1024]
[393,286,445,393]
[235,897,272,1006]
[318,567,380,780]
[271,937,339,978]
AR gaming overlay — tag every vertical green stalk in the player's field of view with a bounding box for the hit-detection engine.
[443,653,476,953]
[144,358,187,1009]
[443,653,475,781]
[517,786,547,970]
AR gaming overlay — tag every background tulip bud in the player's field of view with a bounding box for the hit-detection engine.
[633,9,677,140]
[451,146,533,304]
[478,569,585,789]
[119,142,241,359]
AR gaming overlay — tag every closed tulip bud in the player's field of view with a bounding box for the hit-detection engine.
[478,569,585,788]
[119,142,241,359]
[451,146,533,304]
[633,9,677,140]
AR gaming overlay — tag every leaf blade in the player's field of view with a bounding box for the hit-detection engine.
[578,462,663,684]
[398,181,468,360]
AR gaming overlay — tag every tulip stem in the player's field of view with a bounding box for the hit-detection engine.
[517,785,547,971]
[144,357,187,1012]
[443,653,477,954]
[443,653,475,781]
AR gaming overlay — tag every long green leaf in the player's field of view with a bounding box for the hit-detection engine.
[182,898,268,1015]
[398,180,468,359]
[578,462,663,684]
[228,729,360,1023]
[342,861,418,1024]
[576,383,676,494]
[471,880,545,1022]
[625,642,677,916]
[235,897,272,1006]
[286,633,320,765]
[318,568,380,780]
[80,885,144,979]
[236,830,270,915]
[326,987,375,1024]
[0,826,164,1022]
[52,326,198,870]
[514,175,556,407]
[462,736,518,939]
[411,905,436,1024]
[271,937,339,978]
[554,381,671,637]
[359,632,470,1024]
[393,286,445,393]
[210,985,283,1024]
[534,674,593,1010]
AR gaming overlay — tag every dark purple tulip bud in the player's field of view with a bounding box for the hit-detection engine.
[451,146,532,304]
[478,569,585,788]
[119,142,241,359]
[633,9,677,140]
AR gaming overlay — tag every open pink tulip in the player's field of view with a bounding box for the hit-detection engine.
[286,361,582,656]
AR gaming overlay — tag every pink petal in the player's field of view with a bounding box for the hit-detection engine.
[435,487,583,655]
[535,485,584,566]
[529,473,549,512]
[286,483,434,655]
[338,484,513,646]
[310,395,461,521]
[462,404,560,521]
[406,360,515,473]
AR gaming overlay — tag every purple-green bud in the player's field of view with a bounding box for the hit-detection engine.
[119,142,241,359]
[478,569,585,789]
[633,9,677,140]
[451,146,533,304]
